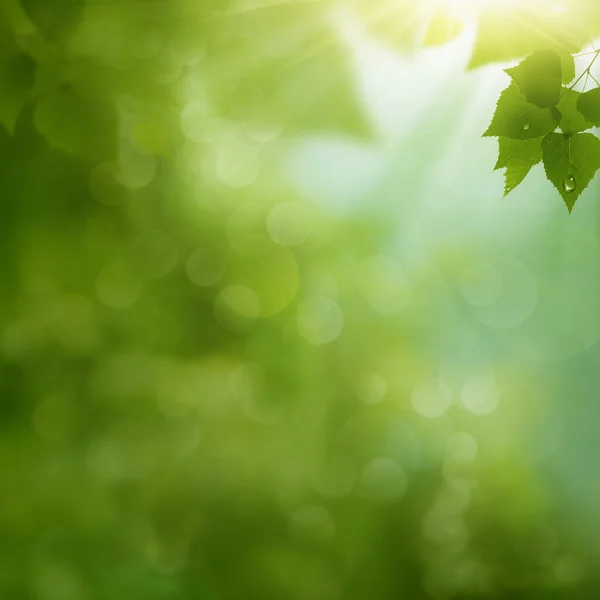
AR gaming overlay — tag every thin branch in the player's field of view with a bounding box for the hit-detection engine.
[570,49,600,90]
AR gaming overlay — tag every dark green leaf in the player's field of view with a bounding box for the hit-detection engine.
[558,88,593,134]
[561,53,576,85]
[550,106,562,122]
[505,50,562,108]
[484,82,559,140]
[495,138,542,196]
[542,132,600,211]
[577,88,600,126]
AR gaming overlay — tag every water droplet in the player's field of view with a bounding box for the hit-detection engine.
[563,175,576,193]
[523,122,530,131]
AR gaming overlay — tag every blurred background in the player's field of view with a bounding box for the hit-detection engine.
[2,0,600,598]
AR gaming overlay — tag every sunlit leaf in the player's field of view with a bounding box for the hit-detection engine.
[577,88,600,126]
[542,132,600,211]
[494,137,542,196]
[505,50,562,108]
[484,82,560,140]
[557,88,592,134]
[561,53,576,85]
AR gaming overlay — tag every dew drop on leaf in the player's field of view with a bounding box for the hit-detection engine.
[563,175,576,193]
[523,122,530,131]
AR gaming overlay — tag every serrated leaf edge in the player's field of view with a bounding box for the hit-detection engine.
[541,133,599,213]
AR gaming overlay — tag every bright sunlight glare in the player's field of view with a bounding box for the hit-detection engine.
[439,0,509,10]
[432,0,555,18]
[427,0,572,25]
[436,0,570,14]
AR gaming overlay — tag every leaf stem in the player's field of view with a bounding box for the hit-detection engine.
[570,49,600,90]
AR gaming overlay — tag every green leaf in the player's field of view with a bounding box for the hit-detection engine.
[542,132,600,211]
[577,88,600,126]
[494,138,540,170]
[484,82,560,140]
[34,83,116,161]
[506,50,562,108]
[0,52,36,133]
[495,138,542,196]
[557,88,593,134]
[561,54,576,85]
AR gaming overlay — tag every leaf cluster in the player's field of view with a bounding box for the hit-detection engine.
[346,0,600,212]
[2,0,600,214]
[485,49,600,211]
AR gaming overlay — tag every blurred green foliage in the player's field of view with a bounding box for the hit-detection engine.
[2,0,600,599]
